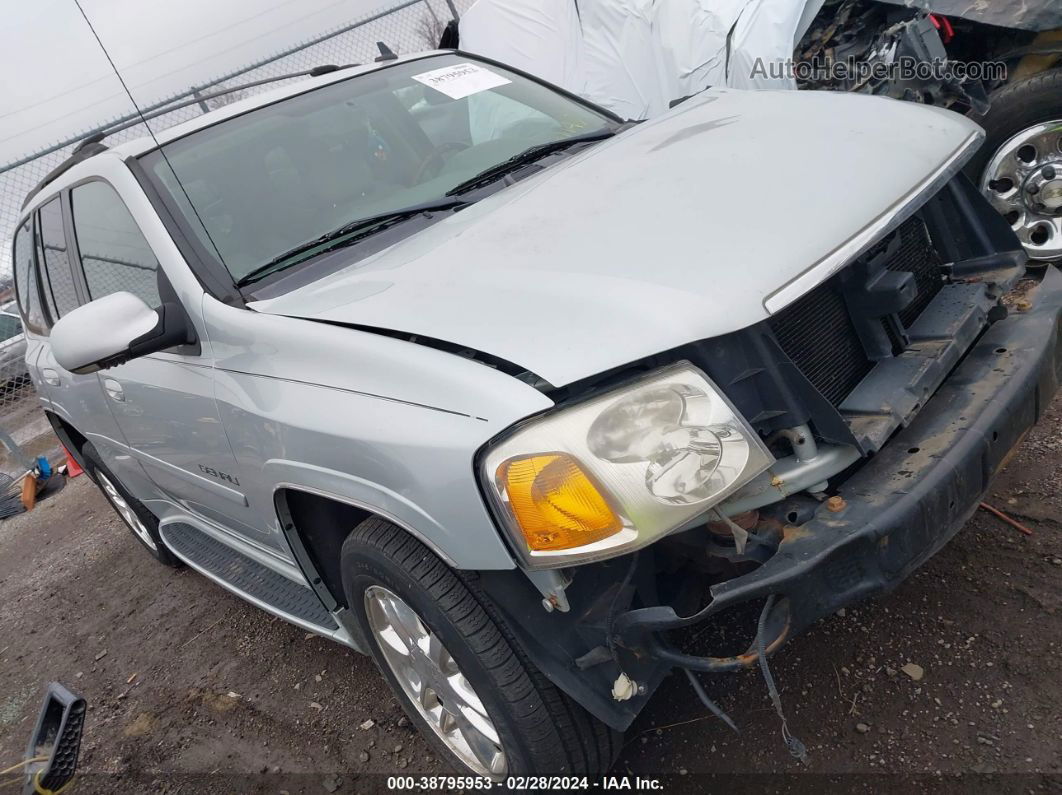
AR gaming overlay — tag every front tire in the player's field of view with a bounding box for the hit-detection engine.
[341,517,619,778]
[81,442,180,567]
[969,70,1062,262]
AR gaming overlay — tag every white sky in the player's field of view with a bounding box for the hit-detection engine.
[0,0,398,164]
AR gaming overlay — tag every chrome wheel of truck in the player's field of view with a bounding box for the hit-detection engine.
[969,71,1062,263]
[981,119,1062,261]
[365,585,507,777]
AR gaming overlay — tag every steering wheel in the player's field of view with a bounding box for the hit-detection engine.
[413,141,470,183]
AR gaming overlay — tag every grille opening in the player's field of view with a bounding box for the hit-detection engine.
[889,217,945,328]
[768,216,945,408]
[769,278,871,406]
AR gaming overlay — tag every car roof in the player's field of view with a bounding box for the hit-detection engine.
[19,50,450,220]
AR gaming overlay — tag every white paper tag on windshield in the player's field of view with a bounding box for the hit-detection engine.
[412,63,511,99]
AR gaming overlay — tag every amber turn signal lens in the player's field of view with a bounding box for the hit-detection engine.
[497,453,622,552]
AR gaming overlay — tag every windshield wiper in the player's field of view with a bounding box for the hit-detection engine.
[236,198,467,287]
[445,129,617,196]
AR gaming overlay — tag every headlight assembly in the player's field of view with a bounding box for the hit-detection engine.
[481,362,772,568]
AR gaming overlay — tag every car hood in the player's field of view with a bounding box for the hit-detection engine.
[251,88,982,388]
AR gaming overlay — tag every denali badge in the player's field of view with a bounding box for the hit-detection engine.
[198,465,240,486]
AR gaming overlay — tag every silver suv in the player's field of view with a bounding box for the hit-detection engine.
[12,51,1062,777]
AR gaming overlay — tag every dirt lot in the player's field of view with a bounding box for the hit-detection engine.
[0,395,1060,794]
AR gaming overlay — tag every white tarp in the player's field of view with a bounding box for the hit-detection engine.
[459,0,584,89]
[459,0,825,119]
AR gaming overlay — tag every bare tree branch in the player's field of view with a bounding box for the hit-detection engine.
[415,12,447,49]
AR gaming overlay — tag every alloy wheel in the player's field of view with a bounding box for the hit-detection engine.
[96,470,156,551]
[364,585,507,777]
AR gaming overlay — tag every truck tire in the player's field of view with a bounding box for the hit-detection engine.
[341,517,619,778]
[81,442,181,567]
[968,69,1062,262]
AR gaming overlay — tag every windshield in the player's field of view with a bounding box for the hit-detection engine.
[141,55,614,283]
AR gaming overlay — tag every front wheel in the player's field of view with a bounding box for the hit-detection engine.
[341,517,619,778]
[969,70,1062,262]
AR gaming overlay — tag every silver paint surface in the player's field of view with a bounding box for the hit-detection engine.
[14,71,983,635]
[253,88,981,387]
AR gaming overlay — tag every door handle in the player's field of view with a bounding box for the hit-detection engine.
[103,378,125,402]
[41,368,61,386]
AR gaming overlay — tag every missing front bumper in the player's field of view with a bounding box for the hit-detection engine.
[616,266,1062,680]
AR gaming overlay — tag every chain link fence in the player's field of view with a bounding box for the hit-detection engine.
[0,0,472,473]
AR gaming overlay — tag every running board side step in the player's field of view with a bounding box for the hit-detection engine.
[160,522,339,632]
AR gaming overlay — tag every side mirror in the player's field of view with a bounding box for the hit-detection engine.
[51,292,195,374]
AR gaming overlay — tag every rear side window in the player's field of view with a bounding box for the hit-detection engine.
[37,198,80,319]
[12,220,46,333]
[70,181,161,308]
[0,314,22,341]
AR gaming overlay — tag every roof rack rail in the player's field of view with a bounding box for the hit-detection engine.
[72,131,107,154]
[21,136,110,210]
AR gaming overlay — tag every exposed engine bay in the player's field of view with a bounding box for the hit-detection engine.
[795,0,989,112]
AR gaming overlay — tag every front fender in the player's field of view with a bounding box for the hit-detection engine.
[205,299,554,571]
[266,464,466,568]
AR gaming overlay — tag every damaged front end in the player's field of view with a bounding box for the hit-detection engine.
[797,0,989,113]
[477,173,1062,739]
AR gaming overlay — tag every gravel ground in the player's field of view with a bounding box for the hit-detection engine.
[0,394,1060,794]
